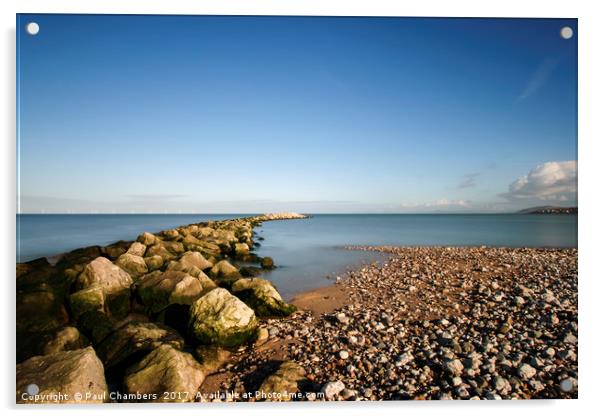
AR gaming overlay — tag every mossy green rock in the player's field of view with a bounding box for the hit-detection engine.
[97,321,184,368]
[144,255,163,271]
[116,253,148,279]
[188,288,258,347]
[136,270,216,313]
[137,232,157,246]
[167,251,213,273]
[231,278,296,317]
[69,285,105,318]
[209,260,242,286]
[17,347,108,404]
[123,345,204,402]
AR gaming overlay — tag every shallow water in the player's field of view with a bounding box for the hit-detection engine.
[17,214,577,299]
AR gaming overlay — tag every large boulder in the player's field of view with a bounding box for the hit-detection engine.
[136,270,216,313]
[16,326,89,363]
[69,285,104,318]
[127,242,147,257]
[123,345,204,402]
[167,251,213,275]
[188,288,258,346]
[96,322,184,368]
[75,257,133,319]
[144,255,163,271]
[194,346,231,375]
[234,243,250,256]
[209,260,242,286]
[17,347,108,404]
[76,257,132,295]
[115,253,148,279]
[137,232,157,246]
[145,244,177,261]
[17,287,69,333]
[231,278,296,317]
[257,361,306,401]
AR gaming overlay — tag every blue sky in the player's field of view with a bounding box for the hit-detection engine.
[17,15,577,213]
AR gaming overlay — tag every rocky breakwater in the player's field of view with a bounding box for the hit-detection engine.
[15,213,304,403]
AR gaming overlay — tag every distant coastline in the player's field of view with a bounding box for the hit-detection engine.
[517,206,577,215]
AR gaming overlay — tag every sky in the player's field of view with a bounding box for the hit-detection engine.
[17,15,577,213]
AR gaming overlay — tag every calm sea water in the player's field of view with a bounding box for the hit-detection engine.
[17,214,577,299]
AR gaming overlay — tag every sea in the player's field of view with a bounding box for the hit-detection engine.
[16,214,577,299]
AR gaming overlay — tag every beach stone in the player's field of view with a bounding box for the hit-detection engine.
[136,270,216,313]
[517,363,537,380]
[115,253,148,279]
[257,361,306,401]
[96,321,185,368]
[16,347,108,404]
[209,260,242,285]
[123,345,204,402]
[188,288,258,346]
[167,251,213,274]
[127,242,147,257]
[137,232,157,246]
[339,350,350,360]
[444,359,464,376]
[322,381,345,400]
[231,278,296,317]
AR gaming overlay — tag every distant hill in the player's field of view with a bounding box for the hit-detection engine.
[517,206,577,214]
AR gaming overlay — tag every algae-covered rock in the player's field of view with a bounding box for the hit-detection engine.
[116,253,148,279]
[257,361,306,401]
[17,288,69,333]
[136,270,216,313]
[261,256,275,269]
[137,232,157,246]
[231,278,296,317]
[96,321,184,368]
[127,242,147,257]
[162,229,180,241]
[234,243,250,256]
[77,310,113,344]
[209,260,242,286]
[16,326,89,363]
[145,244,177,261]
[69,286,105,318]
[17,347,108,404]
[38,326,89,355]
[188,288,257,346]
[123,345,204,402]
[167,251,213,274]
[144,255,163,271]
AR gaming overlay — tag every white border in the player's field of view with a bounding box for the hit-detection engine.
[2,1,601,418]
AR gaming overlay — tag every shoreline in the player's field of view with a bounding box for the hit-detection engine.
[16,215,577,402]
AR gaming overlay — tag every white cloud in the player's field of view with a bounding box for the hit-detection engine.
[502,161,577,202]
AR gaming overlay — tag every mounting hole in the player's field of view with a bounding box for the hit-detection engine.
[26,22,40,36]
[560,26,573,40]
